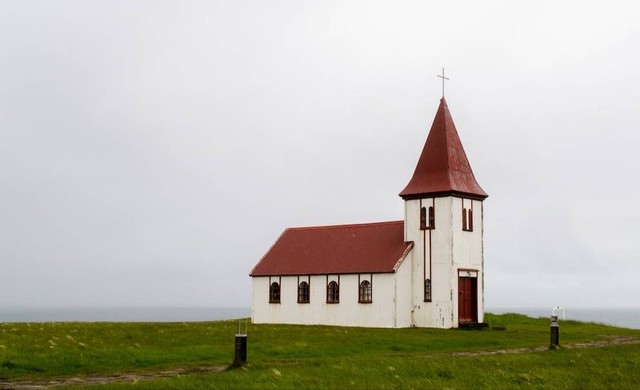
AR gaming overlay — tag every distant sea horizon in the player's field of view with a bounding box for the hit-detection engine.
[0,306,250,323]
[1,306,639,329]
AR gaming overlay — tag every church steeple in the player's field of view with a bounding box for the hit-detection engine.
[399,98,488,200]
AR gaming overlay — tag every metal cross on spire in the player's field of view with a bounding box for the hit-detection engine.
[437,67,449,98]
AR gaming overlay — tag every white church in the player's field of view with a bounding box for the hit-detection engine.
[250,97,488,328]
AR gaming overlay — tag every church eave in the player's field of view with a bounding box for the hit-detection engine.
[392,241,414,271]
[399,190,488,201]
[250,270,398,277]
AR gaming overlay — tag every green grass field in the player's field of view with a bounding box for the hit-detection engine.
[1,313,639,388]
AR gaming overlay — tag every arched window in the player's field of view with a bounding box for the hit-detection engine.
[462,207,474,232]
[424,279,432,302]
[421,206,435,229]
[359,280,372,303]
[462,208,468,231]
[428,206,435,229]
[297,281,310,303]
[327,280,339,303]
[269,282,280,303]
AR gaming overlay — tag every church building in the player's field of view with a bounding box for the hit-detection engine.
[250,97,488,328]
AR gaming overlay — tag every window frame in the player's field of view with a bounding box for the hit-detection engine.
[269,279,281,304]
[420,205,435,230]
[462,199,474,232]
[424,278,432,302]
[428,206,435,229]
[326,277,340,304]
[297,280,310,304]
[358,280,372,303]
[462,207,468,231]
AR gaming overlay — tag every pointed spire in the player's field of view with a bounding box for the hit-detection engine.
[399,98,488,200]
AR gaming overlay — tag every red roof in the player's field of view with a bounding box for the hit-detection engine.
[250,221,413,276]
[399,98,488,200]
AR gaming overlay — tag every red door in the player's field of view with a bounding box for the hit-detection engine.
[458,276,478,323]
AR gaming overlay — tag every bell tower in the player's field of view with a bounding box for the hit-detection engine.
[400,98,488,328]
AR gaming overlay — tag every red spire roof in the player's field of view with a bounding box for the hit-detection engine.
[249,221,413,276]
[399,98,488,200]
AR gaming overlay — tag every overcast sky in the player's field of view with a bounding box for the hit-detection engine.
[1,1,639,310]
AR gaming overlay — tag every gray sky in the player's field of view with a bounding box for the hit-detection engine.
[1,0,639,310]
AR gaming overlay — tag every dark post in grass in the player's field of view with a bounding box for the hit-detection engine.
[550,315,559,348]
[549,306,564,349]
[233,320,248,367]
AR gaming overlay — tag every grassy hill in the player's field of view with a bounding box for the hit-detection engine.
[1,313,639,388]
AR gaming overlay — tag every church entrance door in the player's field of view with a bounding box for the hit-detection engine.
[458,273,478,324]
